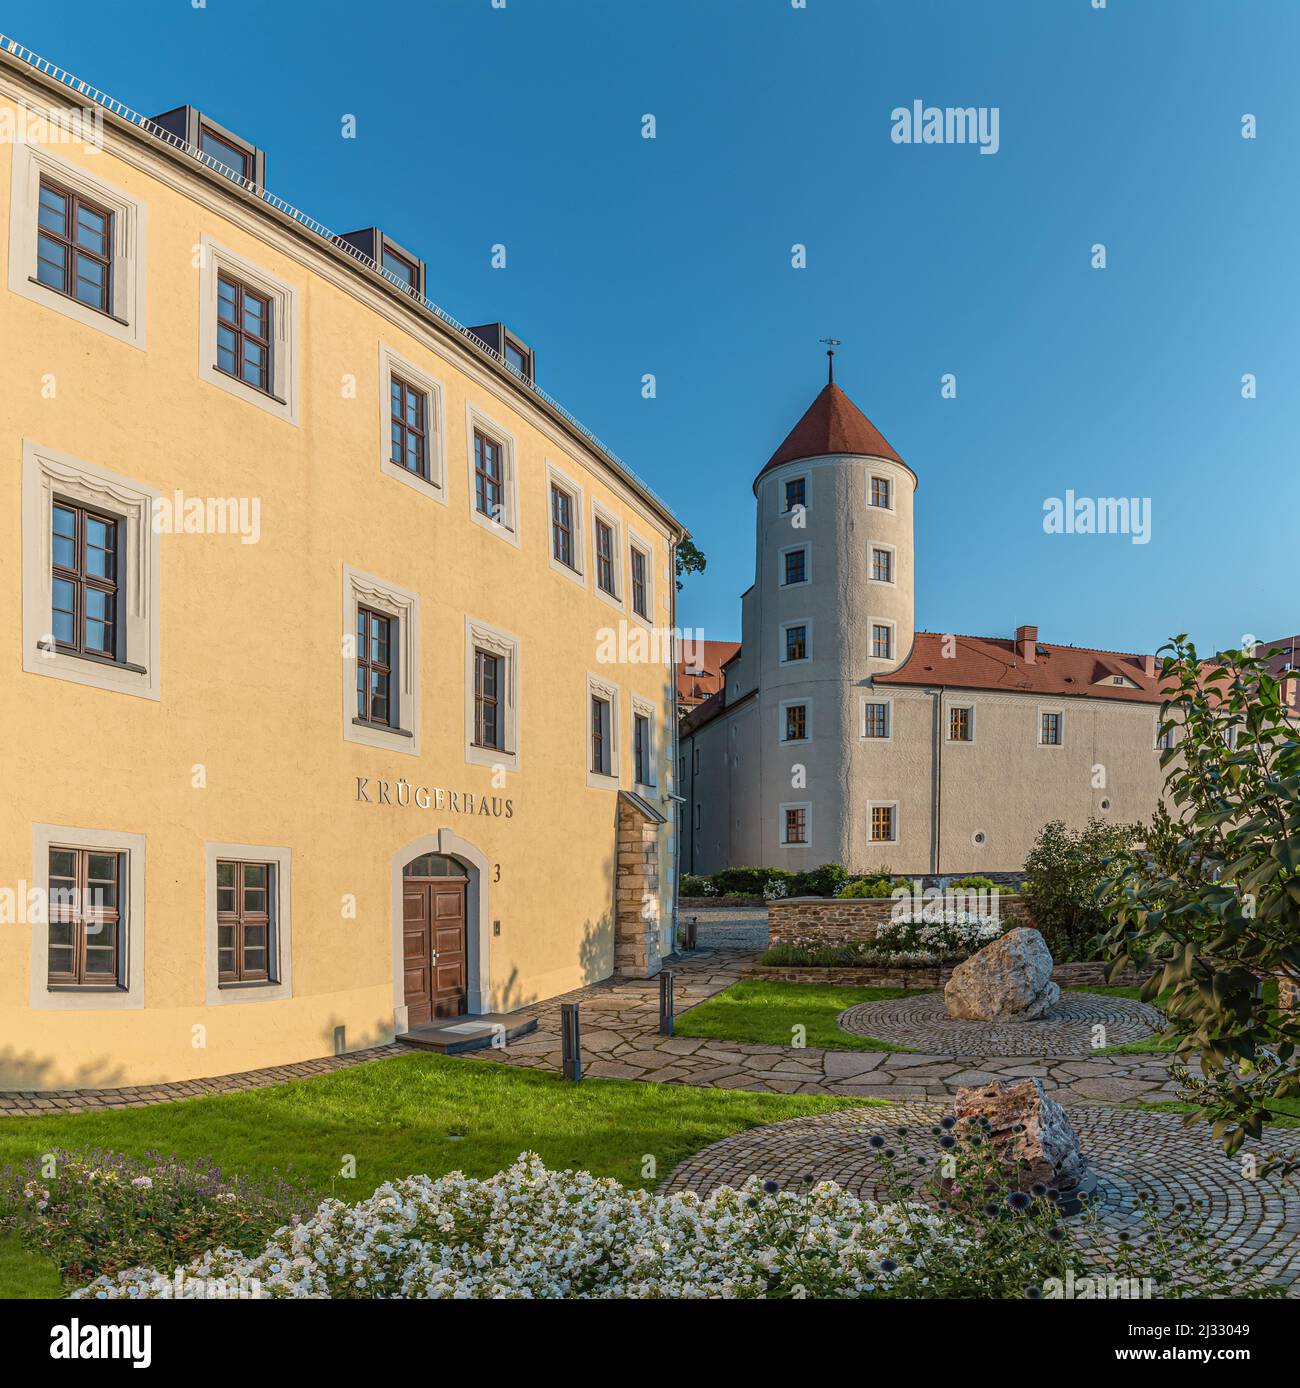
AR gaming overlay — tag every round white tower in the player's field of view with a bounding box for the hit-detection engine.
[748,377,918,870]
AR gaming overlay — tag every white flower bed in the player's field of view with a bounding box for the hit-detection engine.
[875,911,1004,959]
[74,1155,966,1300]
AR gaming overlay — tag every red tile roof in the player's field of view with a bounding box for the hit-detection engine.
[874,632,1169,703]
[677,640,740,707]
[754,383,909,491]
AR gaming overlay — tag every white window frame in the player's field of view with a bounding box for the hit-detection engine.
[1154,715,1176,751]
[30,824,146,1011]
[466,402,520,545]
[780,618,812,665]
[868,474,895,511]
[869,619,896,662]
[203,842,293,1005]
[869,542,896,586]
[947,702,976,744]
[631,695,658,791]
[781,471,810,515]
[545,462,587,586]
[465,615,521,773]
[778,697,812,744]
[779,542,811,589]
[860,696,892,741]
[868,800,899,845]
[586,672,621,788]
[22,440,161,700]
[1038,706,1064,747]
[591,501,625,609]
[379,342,446,500]
[7,142,148,350]
[198,235,299,424]
[628,527,655,625]
[779,801,812,849]
[343,564,421,756]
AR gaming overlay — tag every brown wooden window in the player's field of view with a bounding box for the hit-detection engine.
[474,648,501,749]
[631,547,649,617]
[51,501,118,659]
[784,477,805,511]
[949,706,972,742]
[863,702,889,738]
[217,859,274,984]
[783,548,806,585]
[870,476,892,508]
[634,713,651,784]
[36,177,113,313]
[784,624,807,662]
[216,273,272,393]
[503,338,531,381]
[474,429,504,518]
[200,125,252,181]
[591,695,612,775]
[356,607,394,727]
[1040,711,1062,746]
[390,376,428,477]
[870,805,895,842]
[47,847,122,987]
[595,519,616,596]
[551,485,575,568]
[871,623,893,660]
[871,548,893,583]
[784,807,807,845]
[784,704,807,741]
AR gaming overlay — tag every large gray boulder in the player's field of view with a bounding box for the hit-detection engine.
[944,926,1060,1021]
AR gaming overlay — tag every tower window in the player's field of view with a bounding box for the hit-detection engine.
[863,702,889,738]
[783,624,808,662]
[782,548,807,586]
[871,623,893,660]
[784,477,806,511]
[784,703,807,741]
[783,806,808,845]
[871,547,893,583]
[870,476,892,509]
[870,804,896,842]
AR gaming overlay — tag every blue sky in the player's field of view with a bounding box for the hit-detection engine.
[8,0,1297,654]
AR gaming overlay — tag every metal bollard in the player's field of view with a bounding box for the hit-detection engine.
[561,1001,582,1082]
[659,969,675,1036]
[683,915,698,951]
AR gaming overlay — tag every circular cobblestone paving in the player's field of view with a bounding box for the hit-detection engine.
[662,1103,1300,1290]
[838,990,1163,1057]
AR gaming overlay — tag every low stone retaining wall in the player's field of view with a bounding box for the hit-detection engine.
[750,960,1140,989]
[767,894,1034,945]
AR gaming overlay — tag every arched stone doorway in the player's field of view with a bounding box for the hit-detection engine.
[390,829,491,1032]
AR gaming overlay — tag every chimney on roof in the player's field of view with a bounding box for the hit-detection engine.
[1142,654,1157,679]
[1015,624,1038,664]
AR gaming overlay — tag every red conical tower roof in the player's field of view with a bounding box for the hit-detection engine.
[754,382,906,491]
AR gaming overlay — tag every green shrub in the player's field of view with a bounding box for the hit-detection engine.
[679,873,711,897]
[947,875,1007,895]
[0,1147,314,1287]
[708,866,792,897]
[788,863,851,898]
[1022,819,1137,961]
[837,875,910,899]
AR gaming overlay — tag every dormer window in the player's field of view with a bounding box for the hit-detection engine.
[503,338,530,380]
[200,124,253,181]
[382,246,419,291]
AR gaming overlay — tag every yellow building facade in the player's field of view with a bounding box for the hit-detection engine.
[0,49,685,1090]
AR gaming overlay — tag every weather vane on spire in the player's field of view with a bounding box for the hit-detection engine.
[819,338,842,385]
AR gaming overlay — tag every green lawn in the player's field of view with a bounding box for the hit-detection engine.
[1077,981,1282,1056]
[0,1051,863,1299]
[675,980,919,1051]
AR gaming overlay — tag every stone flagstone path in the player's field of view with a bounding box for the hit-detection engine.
[469,950,1186,1105]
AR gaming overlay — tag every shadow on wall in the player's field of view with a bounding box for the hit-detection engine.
[0,1047,129,1093]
